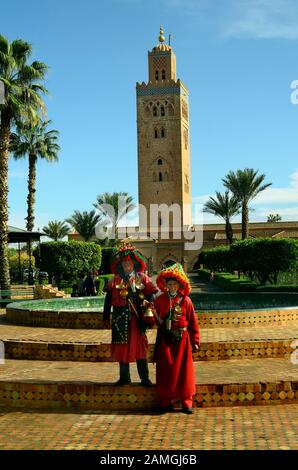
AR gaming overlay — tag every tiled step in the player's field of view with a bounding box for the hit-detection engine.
[0,323,297,362]
[0,358,297,410]
[2,338,296,362]
[4,307,298,329]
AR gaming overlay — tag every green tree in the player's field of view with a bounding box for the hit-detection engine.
[66,210,101,242]
[223,168,272,240]
[203,191,241,244]
[34,241,102,286]
[10,120,59,231]
[267,213,282,223]
[0,34,47,289]
[230,238,297,285]
[93,192,135,241]
[42,220,70,241]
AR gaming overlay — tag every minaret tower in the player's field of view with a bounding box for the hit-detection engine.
[136,27,192,237]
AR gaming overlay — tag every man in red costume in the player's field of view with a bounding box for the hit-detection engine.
[152,263,200,414]
[103,242,157,386]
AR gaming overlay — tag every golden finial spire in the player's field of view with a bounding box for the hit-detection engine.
[158,25,165,43]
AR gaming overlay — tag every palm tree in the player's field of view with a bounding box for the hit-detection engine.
[267,214,282,223]
[10,119,59,232]
[0,35,47,289]
[66,210,101,242]
[43,221,70,241]
[203,191,241,244]
[93,192,135,239]
[223,168,272,240]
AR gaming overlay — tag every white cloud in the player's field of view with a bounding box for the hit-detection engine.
[191,170,298,222]
[221,0,298,40]
[156,0,298,40]
[254,170,298,204]
[256,207,298,218]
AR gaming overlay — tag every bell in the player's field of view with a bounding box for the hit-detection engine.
[136,282,145,290]
[120,289,128,298]
[144,307,154,317]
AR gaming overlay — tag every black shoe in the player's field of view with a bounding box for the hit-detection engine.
[157,404,174,413]
[140,378,153,387]
[181,407,194,414]
[114,379,131,386]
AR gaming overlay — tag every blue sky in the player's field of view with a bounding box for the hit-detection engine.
[3,0,298,229]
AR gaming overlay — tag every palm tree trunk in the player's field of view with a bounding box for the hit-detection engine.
[225,220,233,245]
[0,110,11,290]
[26,153,36,285]
[242,201,249,240]
[26,153,37,232]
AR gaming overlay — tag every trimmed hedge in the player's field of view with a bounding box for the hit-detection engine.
[198,269,298,292]
[34,241,102,287]
[197,238,298,286]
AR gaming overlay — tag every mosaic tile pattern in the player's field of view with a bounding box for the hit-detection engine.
[0,380,297,411]
[2,339,297,362]
[5,306,298,329]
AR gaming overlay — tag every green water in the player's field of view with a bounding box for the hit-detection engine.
[7,292,298,313]
[9,296,105,312]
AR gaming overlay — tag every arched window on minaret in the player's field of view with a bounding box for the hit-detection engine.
[155,70,159,80]
[159,172,163,181]
[162,69,166,80]
[153,106,157,117]
[154,128,158,139]
[160,106,165,116]
[158,159,163,165]
[161,127,165,138]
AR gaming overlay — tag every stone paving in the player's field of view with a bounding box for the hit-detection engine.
[0,358,297,384]
[0,404,297,450]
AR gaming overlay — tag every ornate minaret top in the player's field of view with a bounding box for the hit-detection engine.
[147,26,176,82]
[158,25,165,43]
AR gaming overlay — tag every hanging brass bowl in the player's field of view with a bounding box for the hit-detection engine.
[174,305,182,313]
[120,289,129,298]
[116,282,126,290]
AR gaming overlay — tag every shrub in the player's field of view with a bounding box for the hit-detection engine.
[34,241,102,287]
[230,238,298,285]
[197,246,232,272]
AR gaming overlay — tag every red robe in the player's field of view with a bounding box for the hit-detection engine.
[153,293,200,403]
[104,272,157,363]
